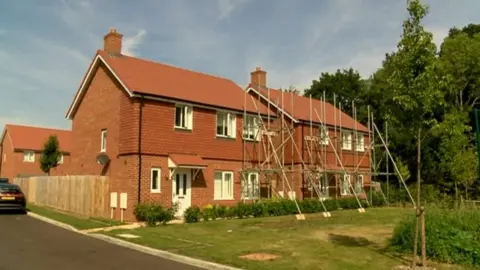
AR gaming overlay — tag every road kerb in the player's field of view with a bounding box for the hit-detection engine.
[26,211,242,270]
[26,212,81,233]
[89,233,243,270]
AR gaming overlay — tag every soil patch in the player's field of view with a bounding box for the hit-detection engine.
[239,253,280,261]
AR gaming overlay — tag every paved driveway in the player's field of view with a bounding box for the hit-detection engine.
[0,212,203,270]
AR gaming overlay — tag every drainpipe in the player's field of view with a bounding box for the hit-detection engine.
[301,124,304,199]
[137,95,144,204]
[0,143,3,177]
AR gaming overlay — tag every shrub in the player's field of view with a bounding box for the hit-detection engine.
[134,202,179,226]
[184,205,201,223]
[390,206,480,266]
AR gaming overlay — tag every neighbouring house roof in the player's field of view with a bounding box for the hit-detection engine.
[247,84,369,133]
[66,50,273,119]
[0,124,72,153]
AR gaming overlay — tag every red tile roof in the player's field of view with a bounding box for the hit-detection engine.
[169,153,207,168]
[248,84,369,132]
[95,50,271,115]
[1,124,72,153]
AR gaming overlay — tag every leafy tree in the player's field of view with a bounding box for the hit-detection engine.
[385,0,442,265]
[304,68,368,122]
[40,135,62,175]
[281,85,301,95]
[438,32,480,109]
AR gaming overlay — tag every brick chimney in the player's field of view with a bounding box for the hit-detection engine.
[250,67,266,88]
[103,28,123,54]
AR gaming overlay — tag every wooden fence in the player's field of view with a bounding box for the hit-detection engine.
[14,175,110,218]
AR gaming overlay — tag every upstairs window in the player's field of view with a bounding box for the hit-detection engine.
[174,104,193,130]
[342,132,352,150]
[100,129,107,152]
[23,151,35,162]
[57,154,64,164]
[319,126,329,145]
[242,115,259,141]
[356,134,365,152]
[216,111,236,138]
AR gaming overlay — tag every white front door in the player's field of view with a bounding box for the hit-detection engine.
[172,169,191,217]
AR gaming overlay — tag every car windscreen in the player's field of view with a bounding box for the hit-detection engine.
[0,185,21,193]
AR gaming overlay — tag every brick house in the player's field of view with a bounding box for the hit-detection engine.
[65,29,275,220]
[65,29,372,221]
[0,124,72,181]
[246,73,371,199]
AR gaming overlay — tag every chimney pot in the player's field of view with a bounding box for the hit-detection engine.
[103,28,123,55]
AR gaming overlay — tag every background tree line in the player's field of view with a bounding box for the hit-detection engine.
[300,4,480,199]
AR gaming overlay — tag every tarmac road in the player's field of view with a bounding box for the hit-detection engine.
[0,212,203,270]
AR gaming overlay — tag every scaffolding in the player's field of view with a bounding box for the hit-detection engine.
[240,83,416,220]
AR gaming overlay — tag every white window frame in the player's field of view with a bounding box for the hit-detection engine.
[319,126,329,145]
[242,115,259,141]
[355,175,364,194]
[150,168,161,193]
[216,111,236,138]
[214,171,234,200]
[174,104,193,130]
[356,133,365,152]
[100,129,107,152]
[23,151,35,162]
[242,172,260,199]
[342,132,352,150]
[341,174,351,195]
[57,153,64,164]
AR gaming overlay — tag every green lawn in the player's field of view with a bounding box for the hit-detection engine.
[102,207,468,270]
[27,204,125,230]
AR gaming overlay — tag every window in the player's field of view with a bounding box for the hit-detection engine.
[341,174,350,195]
[57,154,64,164]
[214,171,234,200]
[242,172,259,199]
[216,111,236,138]
[319,126,329,145]
[174,104,193,129]
[342,132,352,150]
[356,134,364,151]
[23,151,35,162]
[150,168,161,193]
[242,115,259,141]
[355,175,364,194]
[100,129,107,152]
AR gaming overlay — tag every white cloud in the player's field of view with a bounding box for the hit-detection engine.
[217,0,249,20]
[122,29,147,56]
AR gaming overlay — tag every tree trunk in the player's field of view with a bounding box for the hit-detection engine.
[412,127,422,268]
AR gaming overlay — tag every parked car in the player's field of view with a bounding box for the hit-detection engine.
[0,183,26,213]
[0,178,8,183]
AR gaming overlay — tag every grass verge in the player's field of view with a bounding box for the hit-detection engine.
[102,207,469,270]
[27,203,125,230]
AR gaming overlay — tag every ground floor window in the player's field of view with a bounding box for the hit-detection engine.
[242,172,259,199]
[214,171,234,200]
[341,174,350,195]
[355,175,364,194]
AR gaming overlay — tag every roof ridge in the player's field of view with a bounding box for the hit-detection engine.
[99,50,239,86]
[5,124,71,132]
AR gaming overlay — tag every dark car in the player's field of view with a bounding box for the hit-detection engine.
[0,183,26,213]
[0,178,8,183]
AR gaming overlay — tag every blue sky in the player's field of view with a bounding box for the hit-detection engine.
[0,0,479,130]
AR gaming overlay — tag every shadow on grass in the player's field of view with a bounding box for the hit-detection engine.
[328,233,412,265]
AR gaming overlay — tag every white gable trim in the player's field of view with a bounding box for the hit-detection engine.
[246,87,298,123]
[0,127,14,149]
[65,54,134,120]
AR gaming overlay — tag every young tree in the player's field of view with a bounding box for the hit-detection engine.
[40,135,62,175]
[386,0,443,266]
